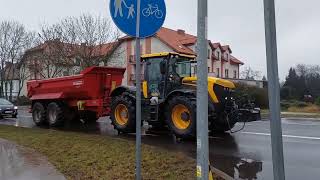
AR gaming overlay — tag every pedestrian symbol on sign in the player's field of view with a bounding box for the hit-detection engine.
[110,0,166,38]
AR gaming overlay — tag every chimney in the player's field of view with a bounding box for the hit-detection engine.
[177,29,185,35]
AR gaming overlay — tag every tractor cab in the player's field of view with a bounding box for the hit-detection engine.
[142,52,195,100]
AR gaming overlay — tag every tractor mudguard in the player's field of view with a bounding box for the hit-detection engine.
[165,89,196,101]
[110,86,136,97]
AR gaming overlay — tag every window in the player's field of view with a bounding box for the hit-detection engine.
[129,55,135,63]
[225,69,229,78]
[74,57,81,66]
[207,49,211,59]
[216,68,220,77]
[63,71,69,76]
[208,67,210,72]
[234,70,237,79]
[173,58,192,77]
[216,51,220,60]
[225,53,229,61]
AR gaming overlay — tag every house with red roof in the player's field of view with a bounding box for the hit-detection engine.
[106,27,244,85]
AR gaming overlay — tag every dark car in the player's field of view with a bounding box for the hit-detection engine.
[0,98,18,118]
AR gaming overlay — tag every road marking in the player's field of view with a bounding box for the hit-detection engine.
[246,121,320,126]
[241,131,320,140]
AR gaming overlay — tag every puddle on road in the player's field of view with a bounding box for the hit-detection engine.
[0,139,66,180]
[0,141,25,180]
[212,155,263,180]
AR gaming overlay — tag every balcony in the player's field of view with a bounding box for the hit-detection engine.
[130,74,144,81]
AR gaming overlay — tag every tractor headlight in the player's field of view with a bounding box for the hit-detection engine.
[14,106,18,110]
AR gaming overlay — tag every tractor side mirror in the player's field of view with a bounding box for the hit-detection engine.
[160,60,166,75]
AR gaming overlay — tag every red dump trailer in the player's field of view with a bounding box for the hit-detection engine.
[27,66,125,127]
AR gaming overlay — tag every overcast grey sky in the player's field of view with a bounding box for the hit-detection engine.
[1,0,319,80]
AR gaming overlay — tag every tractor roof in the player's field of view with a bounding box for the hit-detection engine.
[141,52,196,59]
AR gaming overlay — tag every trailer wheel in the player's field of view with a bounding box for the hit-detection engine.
[47,102,64,127]
[32,102,46,126]
[111,93,136,133]
[166,96,196,138]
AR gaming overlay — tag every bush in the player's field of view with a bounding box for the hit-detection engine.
[316,97,320,106]
[293,101,308,108]
[234,83,269,109]
[13,96,31,106]
[280,101,291,110]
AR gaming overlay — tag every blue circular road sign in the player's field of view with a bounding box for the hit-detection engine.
[110,0,166,38]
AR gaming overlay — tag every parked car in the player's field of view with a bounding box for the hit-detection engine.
[0,98,18,118]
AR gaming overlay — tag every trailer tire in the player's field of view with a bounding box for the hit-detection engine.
[32,102,46,126]
[47,102,64,127]
[111,93,136,133]
[166,96,196,138]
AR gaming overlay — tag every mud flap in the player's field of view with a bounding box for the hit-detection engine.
[238,108,261,122]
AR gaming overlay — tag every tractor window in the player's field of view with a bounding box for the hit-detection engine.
[145,58,163,94]
[173,58,192,77]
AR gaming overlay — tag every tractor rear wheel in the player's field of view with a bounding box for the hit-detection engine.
[32,102,46,126]
[47,102,65,127]
[111,93,136,133]
[166,96,196,138]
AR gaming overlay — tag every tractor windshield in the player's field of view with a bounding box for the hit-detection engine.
[173,57,192,77]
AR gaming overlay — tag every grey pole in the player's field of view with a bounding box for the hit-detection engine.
[263,0,285,180]
[135,0,141,179]
[196,0,209,179]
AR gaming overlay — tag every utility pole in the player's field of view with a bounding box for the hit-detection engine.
[263,0,286,179]
[196,0,209,179]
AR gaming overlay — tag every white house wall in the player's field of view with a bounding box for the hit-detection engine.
[151,37,173,53]
[106,43,128,85]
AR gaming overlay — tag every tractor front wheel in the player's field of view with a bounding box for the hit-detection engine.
[166,96,196,138]
[111,93,136,133]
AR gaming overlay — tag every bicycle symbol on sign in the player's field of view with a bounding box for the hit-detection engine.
[142,4,164,19]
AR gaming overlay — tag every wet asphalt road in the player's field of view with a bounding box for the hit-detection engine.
[1,107,320,180]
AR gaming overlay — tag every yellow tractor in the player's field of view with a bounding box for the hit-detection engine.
[110,52,260,138]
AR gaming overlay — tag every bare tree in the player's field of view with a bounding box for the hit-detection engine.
[24,14,121,80]
[62,14,121,69]
[0,21,35,100]
[241,66,261,80]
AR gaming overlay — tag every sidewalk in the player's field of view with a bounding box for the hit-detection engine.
[0,138,65,180]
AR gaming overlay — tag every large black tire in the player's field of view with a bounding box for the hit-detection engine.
[110,93,136,133]
[32,102,46,126]
[47,102,65,127]
[166,96,196,138]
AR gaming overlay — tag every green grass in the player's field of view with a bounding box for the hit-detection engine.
[0,125,196,180]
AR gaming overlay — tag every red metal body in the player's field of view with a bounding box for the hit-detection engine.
[27,66,125,117]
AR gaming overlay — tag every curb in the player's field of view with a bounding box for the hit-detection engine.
[210,166,233,180]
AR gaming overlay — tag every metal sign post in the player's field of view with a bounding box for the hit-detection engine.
[135,0,141,179]
[110,1,166,179]
[263,0,286,180]
[196,0,209,179]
